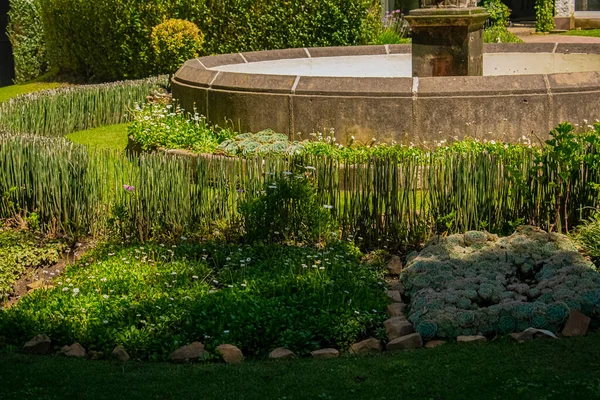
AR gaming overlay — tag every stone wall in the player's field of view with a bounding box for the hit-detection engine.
[172,44,600,145]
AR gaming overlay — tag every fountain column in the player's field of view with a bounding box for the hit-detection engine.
[405,1,489,77]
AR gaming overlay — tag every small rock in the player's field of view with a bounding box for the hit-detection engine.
[61,343,86,358]
[26,279,45,291]
[387,281,404,293]
[387,256,403,275]
[350,338,382,354]
[169,342,208,363]
[269,347,295,360]
[386,290,402,303]
[88,350,104,360]
[562,310,590,337]
[23,334,52,355]
[112,346,130,362]
[457,335,487,343]
[425,340,445,349]
[386,333,423,351]
[216,344,244,364]
[386,303,407,317]
[311,348,339,359]
[384,317,415,341]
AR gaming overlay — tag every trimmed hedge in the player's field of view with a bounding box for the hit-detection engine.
[7,0,49,83]
[40,0,381,81]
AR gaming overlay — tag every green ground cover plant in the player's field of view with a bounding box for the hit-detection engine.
[0,76,168,137]
[0,227,65,301]
[0,241,387,359]
[2,334,600,400]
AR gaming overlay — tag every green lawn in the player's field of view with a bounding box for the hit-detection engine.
[1,334,600,400]
[563,29,600,38]
[65,123,130,151]
[0,82,65,103]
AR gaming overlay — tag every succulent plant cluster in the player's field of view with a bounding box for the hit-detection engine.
[217,130,304,156]
[400,226,600,339]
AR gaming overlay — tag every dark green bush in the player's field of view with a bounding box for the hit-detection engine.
[39,0,381,81]
[241,171,337,245]
[482,0,511,27]
[7,0,49,82]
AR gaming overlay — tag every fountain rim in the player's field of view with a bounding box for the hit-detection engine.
[173,43,600,98]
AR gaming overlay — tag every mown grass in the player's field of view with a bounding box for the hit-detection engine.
[563,29,600,38]
[0,82,65,104]
[1,334,599,400]
[66,123,130,151]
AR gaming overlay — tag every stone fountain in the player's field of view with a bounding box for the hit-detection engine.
[405,0,489,76]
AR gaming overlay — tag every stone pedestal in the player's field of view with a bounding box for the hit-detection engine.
[405,7,489,77]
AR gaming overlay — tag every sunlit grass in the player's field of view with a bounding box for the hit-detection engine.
[0,82,65,104]
[563,29,600,38]
[66,123,130,151]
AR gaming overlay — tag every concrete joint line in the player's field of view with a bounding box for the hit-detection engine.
[411,77,419,145]
[239,53,249,63]
[412,77,419,95]
[304,48,312,58]
[552,43,558,53]
[196,59,207,69]
[385,44,390,55]
[208,71,221,88]
[289,95,295,139]
[291,76,301,94]
[543,74,554,131]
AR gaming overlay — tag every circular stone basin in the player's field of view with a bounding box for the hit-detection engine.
[212,53,600,77]
[172,43,600,144]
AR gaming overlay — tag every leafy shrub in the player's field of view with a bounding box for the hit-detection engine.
[482,0,511,27]
[0,241,387,358]
[0,227,64,302]
[373,9,410,45]
[241,171,337,245]
[535,0,555,32]
[128,103,233,153]
[573,214,600,266]
[7,0,49,82]
[151,19,204,75]
[39,0,381,81]
[401,227,600,339]
[483,26,524,43]
[0,76,168,137]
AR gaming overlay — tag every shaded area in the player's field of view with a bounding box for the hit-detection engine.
[0,0,14,87]
[1,334,600,399]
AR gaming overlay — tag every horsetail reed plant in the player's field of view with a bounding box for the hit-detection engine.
[1,124,599,247]
[0,76,168,137]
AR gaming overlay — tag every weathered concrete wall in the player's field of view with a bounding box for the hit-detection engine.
[555,0,574,17]
[172,44,600,145]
